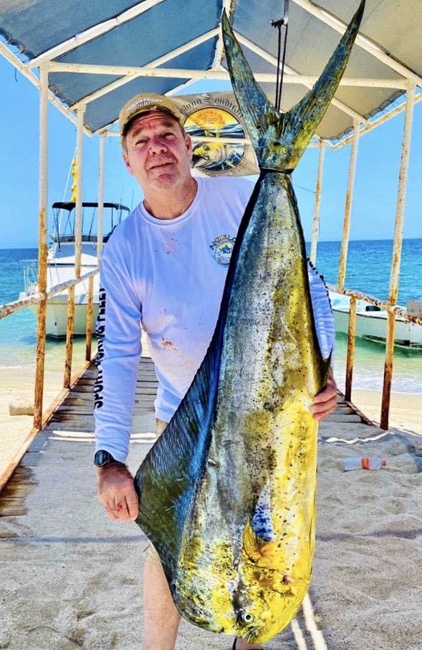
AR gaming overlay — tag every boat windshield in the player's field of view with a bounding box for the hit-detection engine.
[51,202,130,247]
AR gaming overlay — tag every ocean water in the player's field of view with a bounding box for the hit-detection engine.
[306,238,422,304]
[0,248,88,374]
[0,241,421,392]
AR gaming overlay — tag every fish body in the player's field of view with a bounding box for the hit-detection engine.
[174,171,323,643]
[135,2,364,644]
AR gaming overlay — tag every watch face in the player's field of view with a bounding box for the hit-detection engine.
[94,450,115,467]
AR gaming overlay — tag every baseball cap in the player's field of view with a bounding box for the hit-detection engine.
[119,93,184,140]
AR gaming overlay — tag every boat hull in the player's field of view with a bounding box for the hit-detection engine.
[28,299,98,338]
[330,293,422,349]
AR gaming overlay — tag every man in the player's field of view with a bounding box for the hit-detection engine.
[94,93,337,650]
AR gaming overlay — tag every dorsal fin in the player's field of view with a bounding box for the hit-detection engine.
[134,338,220,584]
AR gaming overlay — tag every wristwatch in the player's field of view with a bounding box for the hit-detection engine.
[94,450,123,468]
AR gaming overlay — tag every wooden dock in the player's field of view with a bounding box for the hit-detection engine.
[0,357,375,519]
[43,359,371,434]
[45,357,158,434]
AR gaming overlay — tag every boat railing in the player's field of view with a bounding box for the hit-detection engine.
[22,260,38,296]
[327,283,422,429]
[0,268,98,488]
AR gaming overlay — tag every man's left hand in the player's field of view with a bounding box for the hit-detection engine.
[311,372,338,422]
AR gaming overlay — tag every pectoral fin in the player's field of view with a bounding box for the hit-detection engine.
[243,520,277,567]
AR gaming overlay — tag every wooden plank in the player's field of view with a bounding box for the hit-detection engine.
[325,414,362,423]
[54,408,97,415]
[46,418,152,432]
[65,393,156,402]
[62,392,156,404]
[77,378,158,387]
[73,377,158,387]
[0,360,91,496]
[70,384,158,394]
[52,406,154,421]
[0,530,18,538]
[82,368,156,379]
[44,423,95,432]
[78,378,158,385]
[0,497,28,505]
[59,395,155,407]
[0,483,33,497]
[8,467,36,482]
[61,395,155,407]
[0,506,27,517]
[48,411,360,429]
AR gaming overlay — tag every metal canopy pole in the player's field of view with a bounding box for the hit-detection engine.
[33,65,49,429]
[310,140,326,265]
[75,105,86,279]
[85,130,106,361]
[337,120,360,289]
[380,83,416,430]
[48,62,410,88]
[64,104,85,386]
[97,132,106,260]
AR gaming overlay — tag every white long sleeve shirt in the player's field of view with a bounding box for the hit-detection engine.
[94,176,335,462]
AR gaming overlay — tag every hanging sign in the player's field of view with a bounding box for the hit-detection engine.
[171,92,258,177]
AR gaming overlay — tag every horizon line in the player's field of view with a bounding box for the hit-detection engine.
[1,237,422,251]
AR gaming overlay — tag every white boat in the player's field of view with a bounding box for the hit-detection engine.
[329,291,422,350]
[20,202,130,338]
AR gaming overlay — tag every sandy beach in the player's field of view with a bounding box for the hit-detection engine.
[352,388,422,436]
[0,367,64,480]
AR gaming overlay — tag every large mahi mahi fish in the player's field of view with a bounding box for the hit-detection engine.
[135,2,365,644]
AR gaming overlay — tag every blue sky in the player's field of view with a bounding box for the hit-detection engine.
[0,53,421,249]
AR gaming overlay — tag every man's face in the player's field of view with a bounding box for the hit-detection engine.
[122,112,193,191]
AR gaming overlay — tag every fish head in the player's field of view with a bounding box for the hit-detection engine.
[230,520,311,643]
[233,564,310,644]
[232,583,266,642]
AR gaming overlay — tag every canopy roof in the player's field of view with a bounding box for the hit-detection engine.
[1,0,421,144]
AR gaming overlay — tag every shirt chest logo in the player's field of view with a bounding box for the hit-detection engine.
[209,234,236,266]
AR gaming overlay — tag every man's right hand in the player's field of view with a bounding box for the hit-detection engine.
[96,464,139,522]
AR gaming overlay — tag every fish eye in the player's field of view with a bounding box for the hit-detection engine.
[241,611,253,623]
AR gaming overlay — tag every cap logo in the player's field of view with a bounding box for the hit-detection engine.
[128,97,165,112]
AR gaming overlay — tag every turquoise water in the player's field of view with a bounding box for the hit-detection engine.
[306,238,422,303]
[0,248,88,373]
[1,242,421,392]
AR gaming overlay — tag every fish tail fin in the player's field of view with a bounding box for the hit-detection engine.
[221,10,280,166]
[222,1,365,170]
[284,0,365,154]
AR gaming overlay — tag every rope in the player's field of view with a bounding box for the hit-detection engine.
[271,0,290,112]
